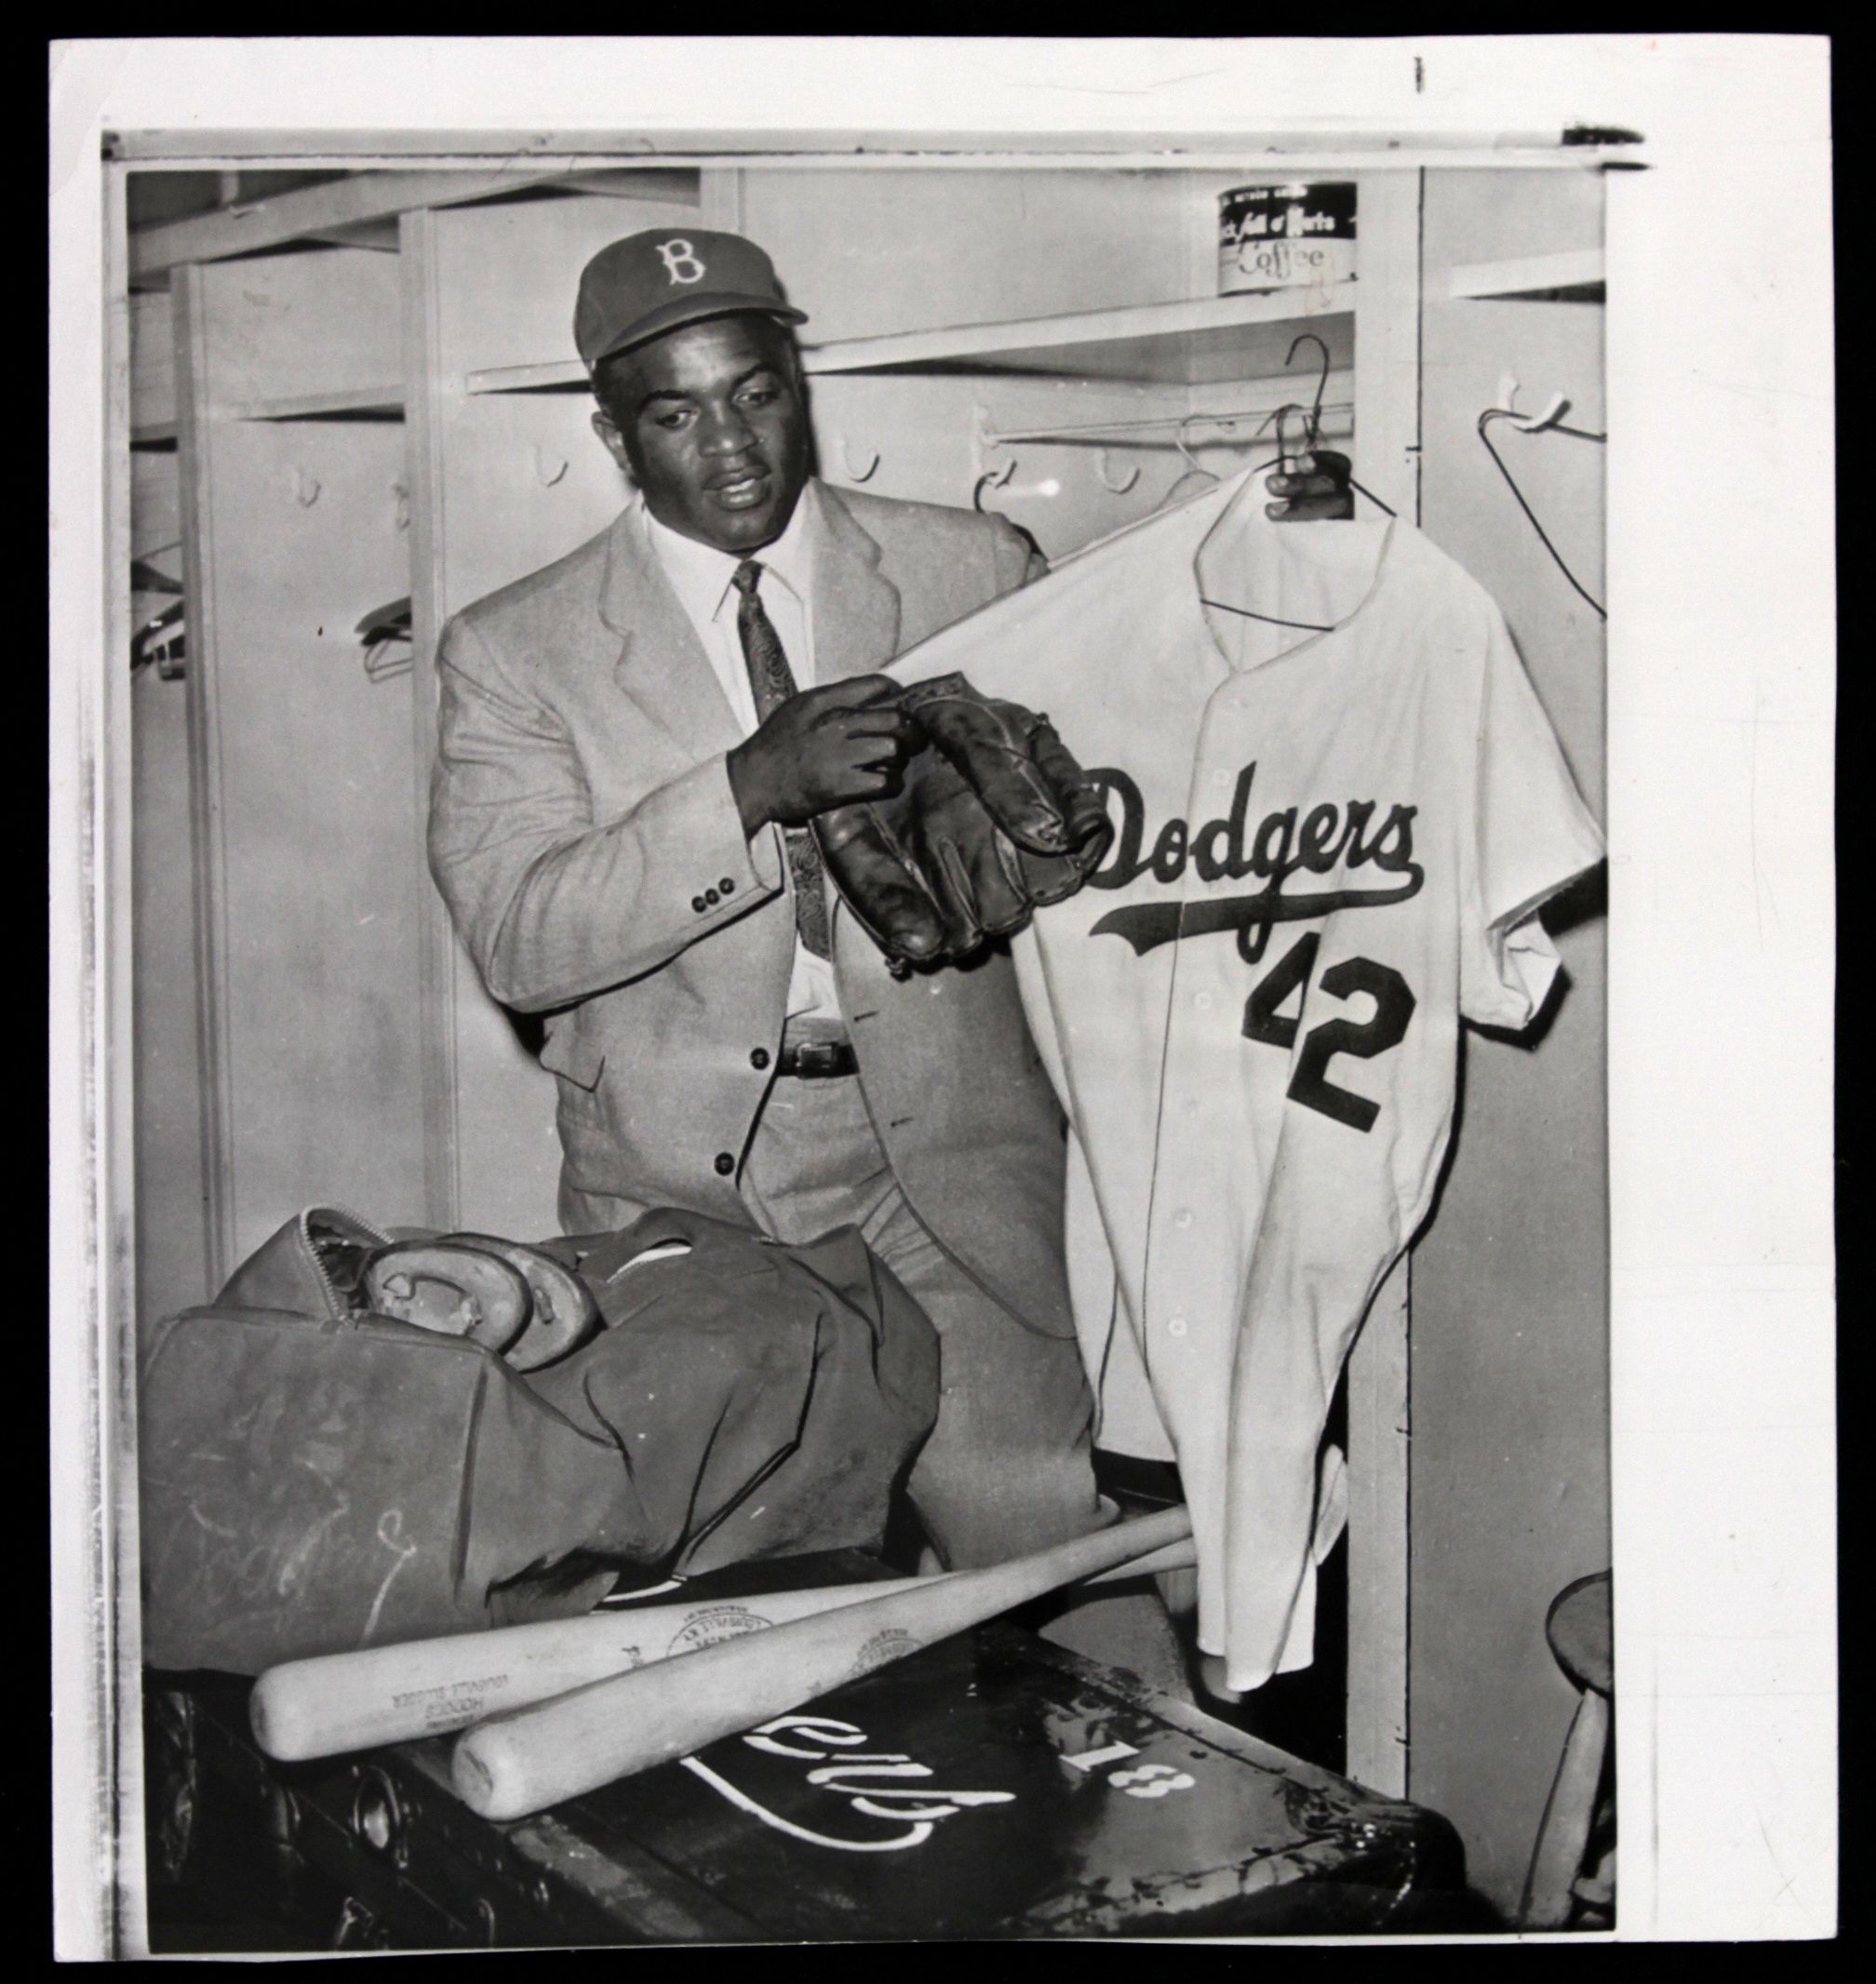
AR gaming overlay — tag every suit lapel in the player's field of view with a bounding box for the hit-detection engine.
[596,482,904,760]
[807,481,902,681]
[598,508,744,760]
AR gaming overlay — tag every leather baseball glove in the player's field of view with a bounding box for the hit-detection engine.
[813,672,1114,970]
[360,1232,601,1371]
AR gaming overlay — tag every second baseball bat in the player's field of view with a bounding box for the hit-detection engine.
[249,1574,927,1761]
[250,1533,1198,1761]
[452,1504,1193,1819]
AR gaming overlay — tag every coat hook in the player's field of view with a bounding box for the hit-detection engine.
[291,467,321,507]
[532,447,569,488]
[839,436,881,484]
[1508,391,1571,435]
[1173,415,1209,476]
[1094,449,1141,495]
[972,458,1017,513]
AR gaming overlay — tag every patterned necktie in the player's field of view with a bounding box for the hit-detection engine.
[730,560,831,958]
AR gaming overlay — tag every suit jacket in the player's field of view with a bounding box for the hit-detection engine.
[429,478,1077,1338]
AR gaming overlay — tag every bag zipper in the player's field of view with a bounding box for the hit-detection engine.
[295,1204,394,1321]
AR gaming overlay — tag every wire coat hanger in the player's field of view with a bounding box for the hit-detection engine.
[1281,334,1332,464]
[1280,331,1399,519]
[1189,339,1386,631]
[1193,386,1334,635]
[1477,405,1607,619]
[1197,405,1336,635]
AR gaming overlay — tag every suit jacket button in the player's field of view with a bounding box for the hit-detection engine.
[719,878,736,894]
[704,888,720,905]
[750,1047,770,1070]
[714,1151,735,1176]
[691,894,707,914]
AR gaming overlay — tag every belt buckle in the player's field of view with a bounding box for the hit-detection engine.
[791,1040,848,1080]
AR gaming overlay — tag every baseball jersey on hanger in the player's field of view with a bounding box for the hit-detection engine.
[886,468,1605,1693]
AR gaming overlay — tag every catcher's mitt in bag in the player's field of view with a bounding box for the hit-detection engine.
[813,671,1113,969]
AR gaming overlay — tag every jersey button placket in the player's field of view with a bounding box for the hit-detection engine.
[1145,707,1214,1341]
[1151,699,1250,1362]
[1148,911,1208,1354]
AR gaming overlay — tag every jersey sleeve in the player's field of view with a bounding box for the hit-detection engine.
[1459,605,1607,1030]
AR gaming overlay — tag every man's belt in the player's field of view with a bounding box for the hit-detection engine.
[776,1036,858,1080]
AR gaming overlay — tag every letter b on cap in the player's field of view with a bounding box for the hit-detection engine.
[655,238,707,286]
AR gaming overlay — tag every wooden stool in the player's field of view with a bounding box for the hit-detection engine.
[1519,1571,1614,1929]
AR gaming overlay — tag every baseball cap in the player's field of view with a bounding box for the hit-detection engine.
[574,229,809,372]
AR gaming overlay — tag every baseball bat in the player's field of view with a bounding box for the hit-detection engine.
[249,1530,1197,1762]
[452,1504,1193,1820]
[249,1575,926,1762]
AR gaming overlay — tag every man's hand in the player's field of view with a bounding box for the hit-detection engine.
[727,675,922,835]
[1266,449,1356,522]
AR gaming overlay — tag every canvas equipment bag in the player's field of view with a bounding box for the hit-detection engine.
[139,1206,939,1675]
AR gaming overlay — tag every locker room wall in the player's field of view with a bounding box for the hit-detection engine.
[1408,167,1610,1916]
[807,369,1190,559]
[175,249,427,1276]
[405,186,724,1238]
[130,573,210,1327]
[131,658,207,1319]
[734,168,1201,342]
[128,332,212,1326]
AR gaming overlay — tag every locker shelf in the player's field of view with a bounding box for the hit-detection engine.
[1446,249,1603,302]
[462,286,1360,396]
[222,386,407,422]
[462,360,587,395]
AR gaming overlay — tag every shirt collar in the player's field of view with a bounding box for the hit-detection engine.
[639,479,823,624]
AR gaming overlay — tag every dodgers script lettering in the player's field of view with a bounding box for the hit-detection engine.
[1085,762,1424,962]
[1082,762,1423,1134]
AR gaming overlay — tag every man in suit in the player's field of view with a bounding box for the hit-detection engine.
[428,229,1348,1672]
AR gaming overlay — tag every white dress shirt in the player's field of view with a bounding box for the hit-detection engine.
[639,486,843,1026]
